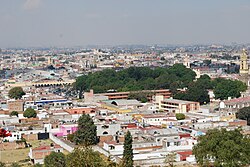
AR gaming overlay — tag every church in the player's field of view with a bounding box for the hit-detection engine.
[239,49,250,86]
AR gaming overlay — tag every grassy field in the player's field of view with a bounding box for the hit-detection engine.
[0,139,53,164]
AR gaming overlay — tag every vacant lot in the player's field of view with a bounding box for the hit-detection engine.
[0,139,53,164]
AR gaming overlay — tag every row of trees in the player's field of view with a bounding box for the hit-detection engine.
[10,108,37,118]
[74,65,247,103]
[7,66,247,104]
[74,64,196,98]
[174,74,247,104]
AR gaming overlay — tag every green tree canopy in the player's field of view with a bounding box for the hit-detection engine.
[193,128,250,167]
[23,108,37,118]
[121,131,133,167]
[174,76,247,104]
[44,151,66,167]
[74,114,98,146]
[213,78,247,100]
[10,111,19,117]
[128,91,152,103]
[236,107,250,125]
[66,147,106,167]
[8,87,25,99]
[73,64,196,94]
[73,75,87,99]
[10,163,21,167]
[33,164,43,167]
[67,133,75,142]
[0,162,6,167]
[175,113,185,120]
[174,82,210,105]
[164,152,176,167]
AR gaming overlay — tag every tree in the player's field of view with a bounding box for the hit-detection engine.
[8,87,25,99]
[169,82,179,95]
[0,162,6,167]
[107,156,117,167]
[44,151,66,167]
[73,65,196,94]
[74,114,98,146]
[174,83,210,105]
[128,91,151,103]
[121,131,133,167]
[193,128,250,167]
[236,107,250,125]
[196,74,213,89]
[33,164,43,167]
[213,78,247,100]
[164,152,176,167]
[66,147,106,167]
[73,75,87,99]
[23,108,37,118]
[175,113,185,120]
[67,133,75,142]
[10,163,21,167]
[10,111,18,117]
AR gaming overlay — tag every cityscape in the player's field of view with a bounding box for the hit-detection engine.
[0,1,250,167]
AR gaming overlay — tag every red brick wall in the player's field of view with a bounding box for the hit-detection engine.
[229,120,247,126]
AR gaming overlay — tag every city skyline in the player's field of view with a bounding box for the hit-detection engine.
[1,0,250,47]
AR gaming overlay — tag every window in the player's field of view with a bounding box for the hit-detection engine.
[103,131,108,135]
[102,125,109,129]
[109,145,115,150]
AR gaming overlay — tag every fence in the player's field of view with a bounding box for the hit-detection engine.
[49,133,74,152]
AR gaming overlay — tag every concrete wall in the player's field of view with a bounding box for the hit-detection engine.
[49,133,74,152]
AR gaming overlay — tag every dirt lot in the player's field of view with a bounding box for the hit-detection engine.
[0,139,53,164]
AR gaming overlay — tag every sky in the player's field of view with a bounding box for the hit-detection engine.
[0,0,250,47]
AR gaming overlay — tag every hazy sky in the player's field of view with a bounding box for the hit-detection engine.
[0,0,250,47]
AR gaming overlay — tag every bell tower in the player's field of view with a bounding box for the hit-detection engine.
[239,49,250,87]
[240,49,248,75]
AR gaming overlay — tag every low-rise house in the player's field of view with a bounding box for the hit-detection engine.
[141,114,177,127]
[53,124,77,137]
[64,107,96,119]
[3,131,22,142]
[29,144,63,164]
[7,100,24,112]
[220,96,250,110]
[154,95,200,113]
[49,110,72,122]
[103,141,161,156]
[162,138,197,152]
[96,123,120,137]
[104,99,142,110]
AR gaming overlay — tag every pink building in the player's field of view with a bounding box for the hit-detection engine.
[53,124,78,137]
